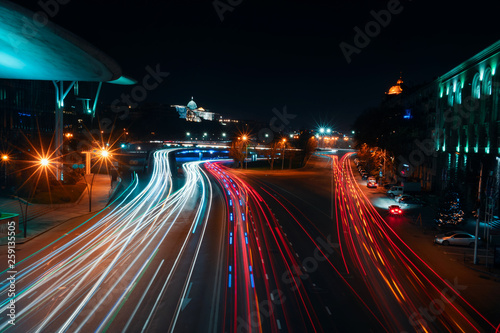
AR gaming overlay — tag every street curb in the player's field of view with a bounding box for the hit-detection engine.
[107,178,123,206]
[464,263,500,281]
[0,209,103,246]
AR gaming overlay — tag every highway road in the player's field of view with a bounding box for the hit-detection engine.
[214,152,498,332]
[0,149,226,332]
[1,149,497,332]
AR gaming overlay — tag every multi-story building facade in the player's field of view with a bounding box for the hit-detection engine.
[435,40,500,211]
[0,79,55,139]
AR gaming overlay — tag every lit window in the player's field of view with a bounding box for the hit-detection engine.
[448,88,454,106]
[483,68,492,96]
[472,73,481,99]
[455,82,462,104]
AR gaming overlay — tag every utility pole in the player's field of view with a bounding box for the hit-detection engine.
[473,162,483,265]
[281,139,286,170]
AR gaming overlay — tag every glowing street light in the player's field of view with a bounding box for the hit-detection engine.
[326,128,331,134]
[319,128,325,134]
[241,135,249,169]
[1,154,8,184]
[40,158,49,167]
[100,149,109,158]
[282,138,287,170]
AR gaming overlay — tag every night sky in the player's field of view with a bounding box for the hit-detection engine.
[12,0,500,131]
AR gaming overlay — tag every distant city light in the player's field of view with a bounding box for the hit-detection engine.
[186,132,191,136]
[222,133,226,137]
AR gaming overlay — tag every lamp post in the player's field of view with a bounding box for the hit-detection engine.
[1,154,8,184]
[281,138,286,170]
[82,148,110,212]
[242,136,248,169]
[473,162,483,265]
[20,157,51,238]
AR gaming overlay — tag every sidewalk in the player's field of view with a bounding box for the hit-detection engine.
[355,166,500,325]
[0,174,113,245]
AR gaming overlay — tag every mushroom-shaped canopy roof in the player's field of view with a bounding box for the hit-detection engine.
[0,0,122,82]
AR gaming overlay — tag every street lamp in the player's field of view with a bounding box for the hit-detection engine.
[281,138,286,170]
[242,136,249,169]
[1,154,8,184]
[100,149,109,158]
[82,148,112,212]
[20,156,51,238]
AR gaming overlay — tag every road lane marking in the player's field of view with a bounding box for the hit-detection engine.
[123,259,165,332]
[181,282,193,311]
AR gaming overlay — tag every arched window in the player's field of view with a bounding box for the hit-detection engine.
[455,82,462,104]
[472,73,481,99]
[483,68,492,96]
[448,84,454,106]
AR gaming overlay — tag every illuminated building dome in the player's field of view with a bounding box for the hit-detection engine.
[187,97,197,110]
[387,78,403,95]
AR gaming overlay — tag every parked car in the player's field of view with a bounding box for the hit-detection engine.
[387,186,404,197]
[434,231,480,247]
[388,205,402,215]
[395,194,414,203]
[398,197,424,207]
[367,177,377,188]
[383,183,398,190]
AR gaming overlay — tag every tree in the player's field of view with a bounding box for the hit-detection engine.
[435,190,464,228]
[288,147,297,169]
[266,141,280,170]
[303,137,317,166]
[229,139,245,168]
